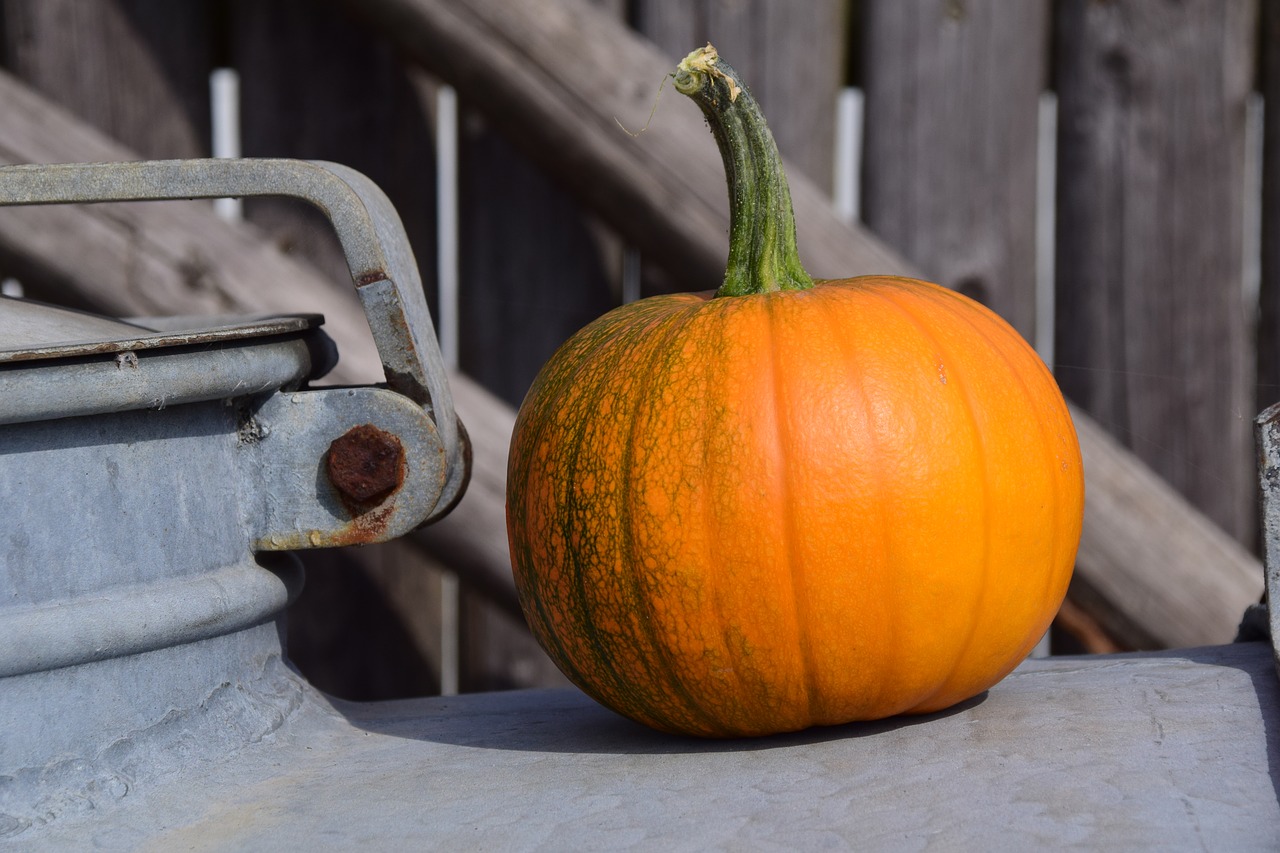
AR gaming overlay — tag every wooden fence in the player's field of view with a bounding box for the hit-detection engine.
[0,0,1272,696]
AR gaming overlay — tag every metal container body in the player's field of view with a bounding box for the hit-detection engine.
[0,158,471,843]
[0,310,457,828]
[5,397,275,608]
[0,366,310,776]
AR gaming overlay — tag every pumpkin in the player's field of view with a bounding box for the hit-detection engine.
[505,44,1084,738]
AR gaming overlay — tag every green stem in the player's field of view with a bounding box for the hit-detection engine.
[673,44,813,298]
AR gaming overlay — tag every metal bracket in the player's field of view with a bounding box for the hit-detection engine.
[1255,403,1280,673]
[0,158,468,523]
[244,387,447,551]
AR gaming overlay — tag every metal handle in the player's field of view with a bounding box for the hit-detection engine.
[0,158,468,520]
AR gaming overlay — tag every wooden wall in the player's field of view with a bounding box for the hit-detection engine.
[1054,0,1258,545]
[0,0,1269,692]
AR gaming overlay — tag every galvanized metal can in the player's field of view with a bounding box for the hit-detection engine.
[0,160,467,838]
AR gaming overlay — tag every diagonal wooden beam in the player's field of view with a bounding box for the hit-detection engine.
[336,0,907,293]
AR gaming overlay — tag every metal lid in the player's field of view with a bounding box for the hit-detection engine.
[0,296,333,425]
[0,295,322,363]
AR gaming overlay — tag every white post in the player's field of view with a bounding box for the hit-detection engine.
[1034,91,1057,370]
[210,68,243,222]
[833,87,863,223]
[436,84,461,697]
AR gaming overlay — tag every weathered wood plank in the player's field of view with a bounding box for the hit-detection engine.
[1072,408,1263,648]
[410,372,571,690]
[458,0,630,684]
[1054,0,1258,545]
[456,111,618,406]
[861,0,1047,339]
[632,0,846,190]
[329,534,568,693]
[333,0,907,293]
[450,0,623,408]
[0,0,214,160]
[284,545,442,701]
[340,0,1265,648]
[230,0,439,296]
[1260,0,1280,417]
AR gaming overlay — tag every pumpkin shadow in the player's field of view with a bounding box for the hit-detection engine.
[333,642,1280,781]
[334,686,988,755]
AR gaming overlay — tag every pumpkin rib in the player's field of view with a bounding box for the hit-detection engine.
[696,302,771,735]
[866,283,997,714]
[561,326,644,714]
[885,281,1079,707]
[811,285,899,720]
[614,303,728,735]
[507,351,587,691]
[514,316,638,709]
[514,304,701,733]
[762,292,820,729]
[919,285,1079,660]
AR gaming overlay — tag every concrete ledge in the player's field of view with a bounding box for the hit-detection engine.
[17,643,1280,849]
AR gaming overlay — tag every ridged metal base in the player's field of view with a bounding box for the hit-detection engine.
[0,612,309,837]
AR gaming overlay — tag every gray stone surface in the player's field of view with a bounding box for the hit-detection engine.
[12,642,1280,850]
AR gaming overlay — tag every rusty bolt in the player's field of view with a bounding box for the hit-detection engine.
[326,424,405,506]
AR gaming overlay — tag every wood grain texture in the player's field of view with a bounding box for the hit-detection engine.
[449,0,627,681]
[1054,0,1258,544]
[456,103,617,407]
[0,0,213,159]
[1260,0,1280,417]
[231,0,439,299]
[335,0,907,292]
[1072,407,1262,649]
[632,0,846,190]
[861,0,1047,339]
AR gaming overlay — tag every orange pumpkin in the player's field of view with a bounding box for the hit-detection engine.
[505,45,1084,737]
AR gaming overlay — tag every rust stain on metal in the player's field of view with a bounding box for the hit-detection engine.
[378,306,431,403]
[338,503,397,544]
[355,270,389,286]
[325,424,406,513]
[256,504,399,550]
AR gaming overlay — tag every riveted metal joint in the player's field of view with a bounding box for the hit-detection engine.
[326,424,406,510]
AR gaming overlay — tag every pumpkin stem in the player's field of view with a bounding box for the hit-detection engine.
[673,44,814,297]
